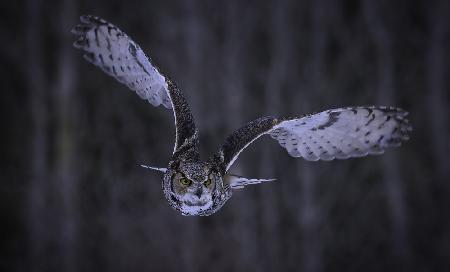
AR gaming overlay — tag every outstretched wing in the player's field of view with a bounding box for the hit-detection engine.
[72,15,171,108]
[212,106,411,173]
[72,15,197,154]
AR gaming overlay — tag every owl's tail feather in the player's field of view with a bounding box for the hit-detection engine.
[140,165,167,173]
[225,174,276,189]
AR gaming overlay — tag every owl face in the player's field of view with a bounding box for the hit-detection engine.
[163,161,222,216]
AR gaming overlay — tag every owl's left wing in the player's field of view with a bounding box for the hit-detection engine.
[72,15,198,155]
[212,106,411,174]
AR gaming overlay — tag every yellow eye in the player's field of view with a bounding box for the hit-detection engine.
[179,178,192,186]
[204,178,212,187]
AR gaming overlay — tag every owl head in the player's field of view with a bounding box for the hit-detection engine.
[162,160,225,216]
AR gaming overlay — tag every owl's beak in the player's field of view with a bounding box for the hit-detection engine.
[194,187,203,199]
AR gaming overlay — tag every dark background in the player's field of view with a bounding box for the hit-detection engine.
[1,0,449,271]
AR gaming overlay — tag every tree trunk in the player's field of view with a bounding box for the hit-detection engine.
[427,0,450,262]
[26,0,49,269]
[427,0,450,184]
[259,0,292,269]
[296,1,328,271]
[363,0,410,268]
[222,1,259,270]
[299,164,322,272]
[53,0,78,270]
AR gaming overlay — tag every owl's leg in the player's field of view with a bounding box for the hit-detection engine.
[140,164,167,173]
[224,174,276,189]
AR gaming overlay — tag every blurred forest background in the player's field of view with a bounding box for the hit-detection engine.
[1,0,449,271]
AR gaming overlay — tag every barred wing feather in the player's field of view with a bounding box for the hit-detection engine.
[270,106,411,161]
[72,15,199,154]
[72,15,172,109]
[215,106,411,172]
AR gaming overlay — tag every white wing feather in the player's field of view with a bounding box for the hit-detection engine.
[72,15,172,109]
[269,106,411,161]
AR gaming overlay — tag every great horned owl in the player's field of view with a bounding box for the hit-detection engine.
[72,15,411,216]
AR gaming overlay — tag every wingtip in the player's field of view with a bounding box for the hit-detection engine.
[82,53,96,63]
[70,27,79,35]
[71,24,91,35]
[72,36,86,49]
[80,14,108,26]
[80,14,93,23]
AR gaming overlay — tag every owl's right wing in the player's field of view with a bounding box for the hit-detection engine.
[72,15,197,154]
[212,106,411,175]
